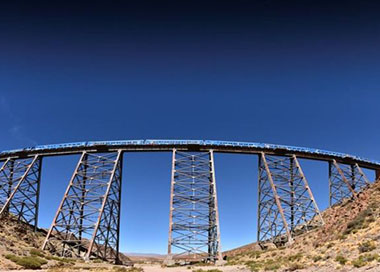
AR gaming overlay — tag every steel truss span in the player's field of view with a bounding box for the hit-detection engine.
[0,139,379,264]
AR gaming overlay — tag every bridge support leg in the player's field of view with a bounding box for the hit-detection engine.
[376,169,380,181]
[257,153,323,246]
[0,156,42,230]
[42,151,123,263]
[329,160,369,206]
[166,150,222,263]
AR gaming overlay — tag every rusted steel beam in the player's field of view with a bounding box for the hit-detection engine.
[332,160,357,198]
[293,155,324,226]
[166,148,176,258]
[355,163,370,185]
[260,152,293,244]
[209,150,223,261]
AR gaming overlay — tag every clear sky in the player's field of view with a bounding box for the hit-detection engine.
[0,0,380,254]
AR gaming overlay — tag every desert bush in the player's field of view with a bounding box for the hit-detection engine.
[358,254,379,262]
[5,254,48,269]
[263,259,281,271]
[286,253,303,262]
[352,257,367,268]
[344,208,374,235]
[4,254,19,262]
[6,255,48,269]
[312,255,323,262]
[263,263,280,271]
[16,256,47,269]
[350,254,379,268]
[326,243,334,249]
[358,240,376,253]
[30,248,45,257]
[245,260,261,271]
[335,255,347,265]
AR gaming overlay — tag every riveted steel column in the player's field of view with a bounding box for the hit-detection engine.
[209,150,222,261]
[167,148,176,258]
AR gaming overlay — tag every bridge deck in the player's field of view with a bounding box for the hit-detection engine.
[1,139,379,169]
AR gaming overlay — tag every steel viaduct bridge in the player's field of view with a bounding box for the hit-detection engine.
[0,139,379,264]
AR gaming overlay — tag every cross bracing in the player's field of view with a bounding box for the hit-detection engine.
[167,150,222,262]
[258,153,323,245]
[329,160,370,206]
[42,151,122,263]
[0,156,42,229]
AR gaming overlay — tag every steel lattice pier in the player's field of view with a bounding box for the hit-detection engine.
[42,151,122,263]
[0,156,42,230]
[329,160,370,206]
[167,150,222,262]
[258,153,323,245]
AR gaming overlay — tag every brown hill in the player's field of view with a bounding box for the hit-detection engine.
[225,179,380,271]
[0,215,133,271]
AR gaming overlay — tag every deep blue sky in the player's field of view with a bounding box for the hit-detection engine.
[0,0,380,253]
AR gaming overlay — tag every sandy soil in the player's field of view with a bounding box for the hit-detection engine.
[135,264,250,272]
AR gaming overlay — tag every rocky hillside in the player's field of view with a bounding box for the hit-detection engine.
[225,179,380,271]
[0,215,135,271]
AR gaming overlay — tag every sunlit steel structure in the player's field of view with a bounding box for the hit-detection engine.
[167,150,222,262]
[0,139,379,263]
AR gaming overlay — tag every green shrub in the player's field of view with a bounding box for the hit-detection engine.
[4,254,19,262]
[351,254,379,268]
[29,248,45,257]
[352,258,367,268]
[312,255,323,262]
[358,241,376,253]
[359,254,379,262]
[326,243,334,249]
[344,207,375,235]
[245,260,261,271]
[263,263,280,271]
[335,255,347,265]
[287,253,303,262]
[9,256,48,269]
